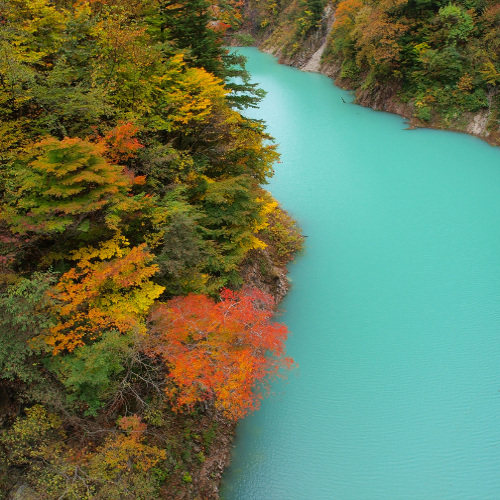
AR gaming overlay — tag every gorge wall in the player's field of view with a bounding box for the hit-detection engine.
[235,0,500,146]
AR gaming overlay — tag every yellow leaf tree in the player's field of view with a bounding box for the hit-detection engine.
[44,235,164,354]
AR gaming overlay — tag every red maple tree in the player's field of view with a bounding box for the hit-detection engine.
[147,288,294,420]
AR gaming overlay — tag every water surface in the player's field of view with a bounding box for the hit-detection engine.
[221,47,500,499]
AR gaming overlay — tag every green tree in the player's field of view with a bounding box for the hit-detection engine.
[200,175,266,286]
[3,137,131,234]
[155,0,225,77]
[0,272,55,384]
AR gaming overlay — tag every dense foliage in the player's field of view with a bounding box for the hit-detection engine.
[326,0,500,126]
[0,1,303,497]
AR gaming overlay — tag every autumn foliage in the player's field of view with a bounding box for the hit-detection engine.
[328,0,500,123]
[89,415,166,475]
[147,288,293,420]
[3,137,131,234]
[0,0,301,495]
[102,121,144,164]
[45,235,164,354]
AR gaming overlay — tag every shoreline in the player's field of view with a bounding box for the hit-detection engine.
[268,46,500,148]
[191,205,302,499]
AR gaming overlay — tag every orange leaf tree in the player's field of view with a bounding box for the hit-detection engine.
[89,415,166,476]
[44,235,164,354]
[102,121,144,164]
[147,287,293,420]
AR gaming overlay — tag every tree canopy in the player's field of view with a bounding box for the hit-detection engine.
[0,1,301,497]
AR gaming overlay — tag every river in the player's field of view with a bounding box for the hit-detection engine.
[221,47,500,499]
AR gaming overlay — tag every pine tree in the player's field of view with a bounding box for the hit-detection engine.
[156,0,225,77]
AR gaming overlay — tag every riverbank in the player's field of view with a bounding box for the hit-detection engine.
[0,4,304,500]
[174,204,302,499]
[3,203,302,500]
[231,1,500,148]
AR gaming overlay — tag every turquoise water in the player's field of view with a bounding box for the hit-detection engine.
[221,48,500,499]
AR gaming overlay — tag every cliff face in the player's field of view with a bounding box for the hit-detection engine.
[237,0,335,72]
[267,4,335,71]
[236,1,500,147]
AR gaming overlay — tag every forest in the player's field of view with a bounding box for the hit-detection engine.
[0,1,303,498]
